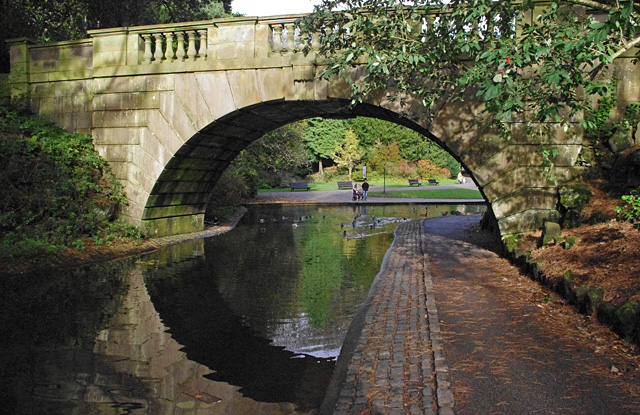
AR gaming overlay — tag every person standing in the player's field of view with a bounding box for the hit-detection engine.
[361,178,369,201]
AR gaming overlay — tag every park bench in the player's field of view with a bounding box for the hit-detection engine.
[337,181,353,189]
[290,182,310,191]
[428,179,439,185]
[408,179,422,186]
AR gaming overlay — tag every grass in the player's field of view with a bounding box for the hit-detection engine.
[369,188,483,199]
[258,178,459,192]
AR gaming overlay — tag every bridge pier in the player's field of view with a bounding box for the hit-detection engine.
[140,214,205,238]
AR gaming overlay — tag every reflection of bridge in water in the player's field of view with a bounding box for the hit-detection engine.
[8,2,630,238]
[13,240,330,414]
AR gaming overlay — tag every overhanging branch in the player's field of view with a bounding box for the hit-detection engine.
[566,0,614,12]
[589,33,640,78]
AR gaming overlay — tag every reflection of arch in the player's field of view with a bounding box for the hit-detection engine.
[94,266,317,413]
[143,251,335,411]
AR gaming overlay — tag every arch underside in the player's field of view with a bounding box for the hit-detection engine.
[141,94,581,238]
[141,99,466,237]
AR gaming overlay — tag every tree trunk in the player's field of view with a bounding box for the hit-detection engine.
[319,159,324,181]
[348,167,352,180]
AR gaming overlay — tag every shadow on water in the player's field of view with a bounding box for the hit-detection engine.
[145,256,334,410]
[0,260,134,414]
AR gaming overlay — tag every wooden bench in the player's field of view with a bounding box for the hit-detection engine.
[428,179,439,185]
[290,182,310,191]
[408,179,422,186]
[337,181,353,189]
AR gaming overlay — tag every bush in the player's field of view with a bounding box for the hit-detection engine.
[0,103,133,260]
[616,188,640,230]
[398,160,418,178]
[417,159,450,179]
[205,166,257,222]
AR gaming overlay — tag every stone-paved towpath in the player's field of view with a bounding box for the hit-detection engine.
[321,220,453,415]
[322,216,640,415]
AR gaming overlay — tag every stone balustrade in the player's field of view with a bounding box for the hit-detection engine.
[139,27,208,63]
[268,20,316,54]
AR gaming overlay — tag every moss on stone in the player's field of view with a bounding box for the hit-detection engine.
[615,302,637,331]
[559,184,592,210]
[503,234,521,253]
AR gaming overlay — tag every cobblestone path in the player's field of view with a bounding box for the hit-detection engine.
[328,221,454,415]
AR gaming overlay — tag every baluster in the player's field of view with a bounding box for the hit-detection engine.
[285,23,295,52]
[294,26,304,52]
[425,14,435,34]
[175,32,186,60]
[272,25,283,53]
[164,32,176,61]
[187,30,197,59]
[142,34,154,63]
[312,32,321,51]
[154,33,164,62]
[411,15,423,39]
[197,29,208,59]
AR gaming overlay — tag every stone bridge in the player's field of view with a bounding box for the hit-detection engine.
[7,11,638,237]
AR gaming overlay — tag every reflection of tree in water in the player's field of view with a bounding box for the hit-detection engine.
[145,256,334,411]
[295,210,393,329]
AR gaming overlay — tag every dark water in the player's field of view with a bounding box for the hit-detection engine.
[0,204,484,415]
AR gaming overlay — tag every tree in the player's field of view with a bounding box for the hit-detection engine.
[347,116,459,174]
[237,121,308,174]
[333,129,364,180]
[300,0,639,146]
[303,117,347,179]
[369,141,402,193]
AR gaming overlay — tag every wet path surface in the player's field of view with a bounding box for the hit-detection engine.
[325,217,640,414]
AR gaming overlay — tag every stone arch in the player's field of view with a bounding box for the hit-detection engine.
[134,70,575,238]
[139,97,486,236]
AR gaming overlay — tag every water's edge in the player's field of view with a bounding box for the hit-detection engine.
[318,222,402,415]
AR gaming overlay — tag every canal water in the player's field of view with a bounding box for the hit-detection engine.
[0,204,484,415]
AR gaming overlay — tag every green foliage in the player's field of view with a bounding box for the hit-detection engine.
[346,117,459,174]
[300,0,640,159]
[237,121,309,176]
[616,188,640,230]
[304,118,348,162]
[583,81,640,143]
[583,92,616,140]
[369,141,403,174]
[333,129,364,179]
[563,235,577,250]
[205,163,260,223]
[0,102,135,260]
[502,234,522,253]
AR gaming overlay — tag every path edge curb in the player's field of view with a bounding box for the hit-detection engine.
[421,222,456,415]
